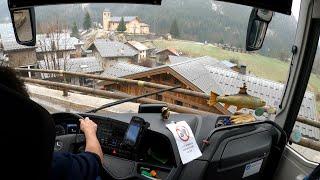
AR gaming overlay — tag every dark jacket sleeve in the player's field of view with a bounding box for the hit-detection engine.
[51,152,101,180]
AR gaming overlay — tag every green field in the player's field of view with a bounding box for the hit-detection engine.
[149,39,320,113]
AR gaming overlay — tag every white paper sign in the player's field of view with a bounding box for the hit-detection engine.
[166,121,202,164]
[243,159,263,178]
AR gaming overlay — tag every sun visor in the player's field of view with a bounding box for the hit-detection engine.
[8,0,161,9]
[216,0,293,15]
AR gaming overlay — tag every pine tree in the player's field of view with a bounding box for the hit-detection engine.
[116,17,127,32]
[170,19,180,38]
[71,22,79,38]
[83,11,92,30]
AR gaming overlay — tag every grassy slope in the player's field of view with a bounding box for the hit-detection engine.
[151,39,320,113]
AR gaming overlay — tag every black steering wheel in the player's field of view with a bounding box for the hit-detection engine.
[52,112,86,153]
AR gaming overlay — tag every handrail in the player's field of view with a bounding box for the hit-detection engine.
[22,77,214,115]
[16,68,320,129]
[15,68,210,99]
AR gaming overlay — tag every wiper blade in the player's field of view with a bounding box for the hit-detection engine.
[86,86,181,113]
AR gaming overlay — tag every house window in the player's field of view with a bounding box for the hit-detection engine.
[175,100,183,106]
[156,94,163,101]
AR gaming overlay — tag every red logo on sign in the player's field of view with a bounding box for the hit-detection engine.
[176,126,190,141]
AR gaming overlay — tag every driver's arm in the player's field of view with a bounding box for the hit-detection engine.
[51,117,104,180]
[80,117,104,162]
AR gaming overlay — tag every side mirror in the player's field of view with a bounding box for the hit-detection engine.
[246,8,273,51]
[9,8,36,46]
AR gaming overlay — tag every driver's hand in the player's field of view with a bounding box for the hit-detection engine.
[79,117,97,137]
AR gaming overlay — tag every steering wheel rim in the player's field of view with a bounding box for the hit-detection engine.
[52,112,84,121]
[52,112,85,153]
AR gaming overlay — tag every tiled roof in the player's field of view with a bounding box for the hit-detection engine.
[91,39,138,58]
[2,40,36,52]
[193,56,230,69]
[156,48,179,56]
[220,60,238,68]
[126,41,148,51]
[0,23,36,52]
[168,55,192,64]
[206,65,319,140]
[36,34,83,52]
[168,57,223,94]
[38,57,103,78]
[101,61,149,77]
[110,16,137,22]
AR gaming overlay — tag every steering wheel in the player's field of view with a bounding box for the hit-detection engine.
[52,112,86,153]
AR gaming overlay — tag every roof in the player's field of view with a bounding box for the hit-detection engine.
[126,41,148,51]
[156,48,179,56]
[101,61,149,77]
[140,23,150,27]
[1,40,36,52]
[36,34,83,52]
[220,60,238,68]
[0,23,36,52]
[168,55,192,64]
[168,57,223,94]
[38,57,103,78]
[90,39,138,58]
[193,56,230,69]
[105,56,225,95]
[110,16,138,22]
[206,65,319,140]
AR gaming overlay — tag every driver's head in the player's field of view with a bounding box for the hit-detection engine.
[0,66,55,179]
[0,66,29,97]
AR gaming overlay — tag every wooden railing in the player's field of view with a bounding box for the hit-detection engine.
[15,68,320,152]
[15,68,320,128]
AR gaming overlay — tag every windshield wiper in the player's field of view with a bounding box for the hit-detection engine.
[86,86,181,113]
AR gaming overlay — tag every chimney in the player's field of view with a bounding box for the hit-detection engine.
[239,64,246,75]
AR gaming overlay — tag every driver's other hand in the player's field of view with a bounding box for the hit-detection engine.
[79,117,97,136]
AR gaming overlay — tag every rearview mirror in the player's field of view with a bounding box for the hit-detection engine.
[246,8,273,51]
[9,8,36,46]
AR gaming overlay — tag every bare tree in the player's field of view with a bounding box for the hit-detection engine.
[37,19,74,78]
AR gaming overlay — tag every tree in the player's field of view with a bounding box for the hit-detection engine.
[37,20,73,75]
[71,21,79,38]
[83,11,92,30]
[116,17,127,32]
[170,19,180,38]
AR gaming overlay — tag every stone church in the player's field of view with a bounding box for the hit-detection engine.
[102,9,150,34]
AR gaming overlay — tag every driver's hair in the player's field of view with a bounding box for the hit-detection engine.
[0,66,29,98]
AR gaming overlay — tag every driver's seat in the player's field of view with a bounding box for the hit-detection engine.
[0,83,55,179]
